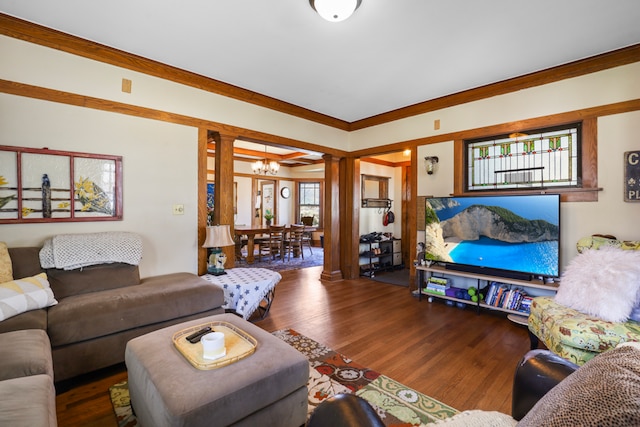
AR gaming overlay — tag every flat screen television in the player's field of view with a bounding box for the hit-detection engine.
[424,194,560,281]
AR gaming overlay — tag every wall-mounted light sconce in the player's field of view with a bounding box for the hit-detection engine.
[424,156,439,175]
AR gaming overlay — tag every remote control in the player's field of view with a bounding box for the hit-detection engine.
[185,327,212,343]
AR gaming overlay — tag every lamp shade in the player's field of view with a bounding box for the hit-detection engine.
[310,0,362,22]
[202,225,235,248]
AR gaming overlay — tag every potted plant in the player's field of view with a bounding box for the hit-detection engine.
[264,209,274,226]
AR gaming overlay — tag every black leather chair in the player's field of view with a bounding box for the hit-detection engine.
[307,394,384,427]
[511,349,578,420]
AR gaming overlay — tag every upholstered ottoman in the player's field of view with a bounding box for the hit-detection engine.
[125,313,309,427]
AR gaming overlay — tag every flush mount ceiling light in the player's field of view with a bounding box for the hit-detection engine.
[309,0,362,22]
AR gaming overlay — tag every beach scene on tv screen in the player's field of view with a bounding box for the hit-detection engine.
[424,195,560,277]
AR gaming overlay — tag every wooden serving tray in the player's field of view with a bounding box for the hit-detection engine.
[172,321,257,370]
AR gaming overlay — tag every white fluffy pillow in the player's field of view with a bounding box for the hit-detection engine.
[0,273,58,321]
[555,246,640,322]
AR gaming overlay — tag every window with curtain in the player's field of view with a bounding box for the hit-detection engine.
[298,181,321,226]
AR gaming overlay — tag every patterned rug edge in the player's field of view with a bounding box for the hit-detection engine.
[109,329,458,427]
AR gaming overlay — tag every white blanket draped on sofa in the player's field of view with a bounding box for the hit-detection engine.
[39,232,143,270]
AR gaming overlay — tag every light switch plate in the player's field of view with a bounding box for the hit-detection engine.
[172,204,184,215]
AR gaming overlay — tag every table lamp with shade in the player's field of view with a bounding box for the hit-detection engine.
[202,225,235,276]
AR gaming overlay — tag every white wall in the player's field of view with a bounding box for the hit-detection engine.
[233,176,253,227]
[414,112,640,272]
[208,159,316,228]
[349,62,640,149]
[277,179,295,226]
[359,162,401,237]
[2,34,639,277]
[562,111,640,258]
[0,94,198,278]
[0,35,350,152]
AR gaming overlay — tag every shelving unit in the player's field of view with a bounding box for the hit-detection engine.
[359,238,402,277]
[358,241,380,277]
[415,264,558,317]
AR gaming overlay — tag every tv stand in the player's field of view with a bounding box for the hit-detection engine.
[444,263,533,281]
[415,264,558,317]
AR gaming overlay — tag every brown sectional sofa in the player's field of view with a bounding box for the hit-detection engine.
[0,245,226,426]
[0,329,57,426]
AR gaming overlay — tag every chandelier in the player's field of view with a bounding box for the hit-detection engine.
[309,0,362,22]
[252,146,280,175]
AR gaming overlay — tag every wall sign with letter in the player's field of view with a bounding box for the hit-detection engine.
[625,150,640,202]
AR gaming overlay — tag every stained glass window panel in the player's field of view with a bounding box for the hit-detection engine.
[467,125,580,191]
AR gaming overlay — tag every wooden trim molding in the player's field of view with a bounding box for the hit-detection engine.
[0,13,350,131]
[350,99,640,159]
[2,13,638,132]
[0,79,348,160]
[453,117,600,202]
[350,45,640,130]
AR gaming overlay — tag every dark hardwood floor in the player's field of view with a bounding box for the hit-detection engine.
[55,266,533,426]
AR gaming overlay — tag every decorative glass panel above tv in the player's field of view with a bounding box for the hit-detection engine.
[466,123,580,191]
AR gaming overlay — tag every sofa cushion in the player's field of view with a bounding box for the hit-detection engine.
[47,272,224,346]
[518,343,640,426]
[0,375,57,427]
[0,242,12,282]
[7,247,43,280]
[0,308,47,334]
[0,329,53,381]
[0,273,58,321]
[46,262,140,299]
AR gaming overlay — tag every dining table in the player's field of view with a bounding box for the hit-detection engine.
[234,225,315,264]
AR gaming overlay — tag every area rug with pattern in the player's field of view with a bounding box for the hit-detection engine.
[239,250,323,272]
[109,329,458,426]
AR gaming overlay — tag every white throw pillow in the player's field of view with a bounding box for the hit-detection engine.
[429,410,517,426]
[555,246,640,322]
[0,273,58,321]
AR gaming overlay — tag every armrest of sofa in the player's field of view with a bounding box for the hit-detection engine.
[511,349,578,420]
[307,394,385,427]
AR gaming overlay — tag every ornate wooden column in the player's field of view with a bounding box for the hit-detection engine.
[342,157,361,279]
[198,130,236,275]
[213,132,236,269]
[321,154,344,281]
[407,151,417,290]
[198,129,209,275]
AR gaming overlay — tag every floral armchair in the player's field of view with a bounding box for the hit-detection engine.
[528,234,640,365]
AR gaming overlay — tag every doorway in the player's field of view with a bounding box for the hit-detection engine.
[257,179,276,227]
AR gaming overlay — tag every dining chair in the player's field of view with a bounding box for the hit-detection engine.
[234,233,248,264]
[301,225,313,256]
[300,216,315,256]
[285,224,305,261]
[258,225,286,262]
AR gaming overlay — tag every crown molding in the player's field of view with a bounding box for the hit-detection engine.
[1,13,638,132]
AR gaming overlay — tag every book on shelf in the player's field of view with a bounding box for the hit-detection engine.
[423,276,450,295]
[484,282,530,313]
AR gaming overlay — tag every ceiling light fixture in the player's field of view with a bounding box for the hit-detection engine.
[252,146,280,175]
[309,0,362,22]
